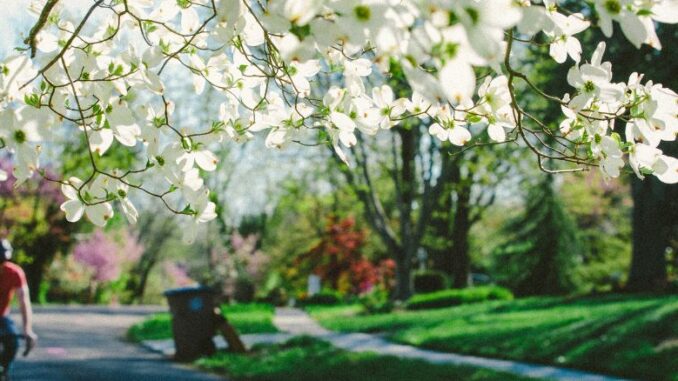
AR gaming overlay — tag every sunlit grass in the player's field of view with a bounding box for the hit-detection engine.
[219,303,278,334]
[127,312,173,342]
[303,304,363,321]
[308,294,678,380]
[196,336,533,381]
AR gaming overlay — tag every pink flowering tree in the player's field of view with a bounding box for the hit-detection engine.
[74,230,121,283]
[192,231,269,301]
[73,228,144,303]
[164,261,196,288]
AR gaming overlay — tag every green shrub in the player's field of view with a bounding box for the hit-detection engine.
[412,271,449,294]
[233,278,256,303]
[257,287,289,306]
[486,286,514,300]
[297,290,343,306]
[359,288,393,314]
[405,286,513,310]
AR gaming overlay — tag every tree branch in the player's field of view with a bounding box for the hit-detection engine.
[24,0,61,58]
[334,145,401,254]
[21,0,104,90]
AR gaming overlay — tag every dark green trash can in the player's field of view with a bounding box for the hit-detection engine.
[164,286,218,361]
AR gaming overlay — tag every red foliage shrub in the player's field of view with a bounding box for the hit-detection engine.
[297,216,392,295]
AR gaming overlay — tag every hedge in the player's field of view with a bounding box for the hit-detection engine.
[297,290,343,306]
[412,271,449,294]
[405,286,513,310]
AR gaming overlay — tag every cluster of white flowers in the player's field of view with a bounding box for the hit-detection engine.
[0,0,676,238]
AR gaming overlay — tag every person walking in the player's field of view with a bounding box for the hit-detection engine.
[0,239,36,380]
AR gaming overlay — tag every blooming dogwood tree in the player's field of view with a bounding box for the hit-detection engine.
[0,0,677,239]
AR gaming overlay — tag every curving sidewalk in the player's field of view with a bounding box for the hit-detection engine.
[272,307,631,381]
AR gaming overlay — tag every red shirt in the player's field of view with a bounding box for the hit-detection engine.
[0,262,27,316]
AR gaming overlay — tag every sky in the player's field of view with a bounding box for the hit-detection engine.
[0,0,93,57]
[0,0,34,56]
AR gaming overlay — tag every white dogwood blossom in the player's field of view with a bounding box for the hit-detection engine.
[0,0,676,237]
[545,11,590,63]
[60,177,114,226]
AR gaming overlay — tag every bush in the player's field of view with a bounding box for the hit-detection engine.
[405,286,513,310]
[412,271,449,294]
[233,278,256,303]
[257,287,289,306]
[359,288,393,314]
[297,290,343,306]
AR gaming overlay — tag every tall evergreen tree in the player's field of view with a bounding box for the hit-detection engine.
[492,176,582,296]
[527,17,678,291]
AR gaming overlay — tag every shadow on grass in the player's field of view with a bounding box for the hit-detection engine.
[487,293,667,314]
[404,302,676,380]
[196,336,532,381]
[314,294,678,380]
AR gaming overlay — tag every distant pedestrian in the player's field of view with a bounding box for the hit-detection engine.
[0,239,37,380]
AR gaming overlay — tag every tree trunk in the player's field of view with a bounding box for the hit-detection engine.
[394,249,413,300]
[427,184,453,273]
[131,256,158,303]
[627,177,669,291]
[24,261,46,303]
[393,126,417,300]
[450,184,472,288]
[23,231,66,303]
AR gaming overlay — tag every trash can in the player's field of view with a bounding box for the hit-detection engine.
[164,286,218,361]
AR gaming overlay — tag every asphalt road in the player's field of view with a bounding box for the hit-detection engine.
[8,306,225,381]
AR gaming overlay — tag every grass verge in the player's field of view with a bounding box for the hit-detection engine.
[128,303,277,342]
[308,293,678,381]
[195,336,533,381]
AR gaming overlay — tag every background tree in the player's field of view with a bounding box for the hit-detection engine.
[73,228,144,303]
[526,7,678,290]
[0,159,77,302]
[124,211,179,303]
[492,175,583,296]
[334,62,514,298]
[616,25,678,290]
[560,172,632,291]
[422,146,517,288]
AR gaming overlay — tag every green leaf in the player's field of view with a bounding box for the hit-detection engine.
[180,204,196,215]
[181,136,192,150]
[114,64,124,76]
[289,24,311,40]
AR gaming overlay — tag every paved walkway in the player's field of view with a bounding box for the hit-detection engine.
[10,306,225,381]
[272,308,631,381]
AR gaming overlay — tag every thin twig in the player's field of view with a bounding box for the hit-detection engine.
[24,0,61,57]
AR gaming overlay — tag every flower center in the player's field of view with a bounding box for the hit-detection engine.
[604,0,621,14]
[583,81,596,94]
[354,5,371,22]
[14,130,26,144]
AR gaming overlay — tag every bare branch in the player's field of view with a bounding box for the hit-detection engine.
[24,0,61,58]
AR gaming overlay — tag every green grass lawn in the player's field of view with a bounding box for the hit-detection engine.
[195,336,533,381]
[128,303,278,342]
[308,294,678,381]
[219,303,279,334]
